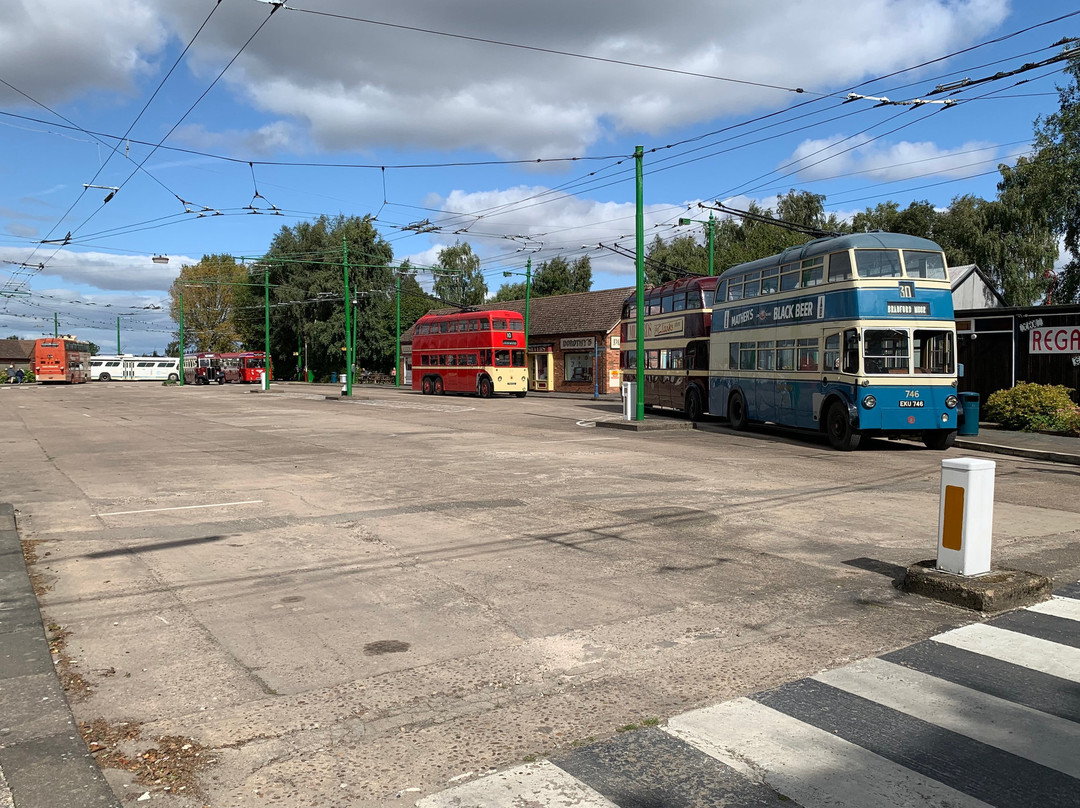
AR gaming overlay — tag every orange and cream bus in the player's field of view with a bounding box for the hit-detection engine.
[33,338,92,383]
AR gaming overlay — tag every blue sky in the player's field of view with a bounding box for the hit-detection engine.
[0,0,1076,355]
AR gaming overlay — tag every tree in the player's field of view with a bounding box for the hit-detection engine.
[235,214,396,380]
[433,241,486,307]
[168,254,247,353]
[492,281,528,302]
[531,255,593,297]
[997,50,1080,303]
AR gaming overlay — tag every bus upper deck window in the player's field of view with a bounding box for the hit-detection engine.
[801,262,823,287]
[743,272,761,298]
[903,250,947,280]
[715,282,725,304]
[672,293,686,312]
[855,250,902,278]
[761,268,779,295]
[727,279,743,301]
[828,251,852,281]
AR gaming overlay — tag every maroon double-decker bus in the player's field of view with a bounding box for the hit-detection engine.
[619,275,720,421]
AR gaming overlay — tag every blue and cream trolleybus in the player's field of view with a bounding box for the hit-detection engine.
[709,232,959,450]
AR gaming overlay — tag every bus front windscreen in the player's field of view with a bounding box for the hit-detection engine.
[864,328,909,374]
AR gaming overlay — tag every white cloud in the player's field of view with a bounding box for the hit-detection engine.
[0,247,191,292]
[0,0,1011,158]
[786,136,1001,182]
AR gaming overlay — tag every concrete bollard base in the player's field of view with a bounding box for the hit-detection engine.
[902,560,1053,613]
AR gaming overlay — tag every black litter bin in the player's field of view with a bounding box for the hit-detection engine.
[957,392,980,436]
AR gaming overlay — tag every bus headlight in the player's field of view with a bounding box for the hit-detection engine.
[945,395,957,408]
[942,413,950,422]
[862,395,876,409]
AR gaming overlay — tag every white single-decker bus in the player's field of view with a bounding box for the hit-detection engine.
[91,355,180,382]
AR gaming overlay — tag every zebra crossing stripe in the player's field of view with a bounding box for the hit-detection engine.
[1025,595,1080,622]
[882,639,1080,723]
[554,726,792,808]
[988,609,1080,649]
[813,657,1080,779]
[751,678,1078,808]
[1053,580,1080,600]
[931,623,1080,683]
[665,698,994,808]
[414,760,618,808]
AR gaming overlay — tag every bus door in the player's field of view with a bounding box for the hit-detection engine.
[816,328,859,421]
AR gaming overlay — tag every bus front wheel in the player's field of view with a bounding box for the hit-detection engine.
[728,391,748,430]
[98,373,110,382]
[478,376,493,398]
[686,387,704,422]
[826,400,862,451]
[923,430,956,450]
[167,373,178,382]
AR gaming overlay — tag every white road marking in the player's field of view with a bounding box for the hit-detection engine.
[415,761,617,807]
[1027,595,1080,622]
[99,499,264,516]
[666,698,994,808]
[814,657,1080,778]
[931,623,1080,683]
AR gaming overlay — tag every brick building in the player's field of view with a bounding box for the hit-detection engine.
[0,339,36,374]
[401,286,632,394]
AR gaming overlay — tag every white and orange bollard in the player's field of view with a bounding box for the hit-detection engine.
[936,458,996,576]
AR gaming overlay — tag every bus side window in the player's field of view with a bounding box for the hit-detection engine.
[824,334,840,371]
[842,329,859,374]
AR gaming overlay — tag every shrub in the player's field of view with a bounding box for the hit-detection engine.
[984,382,1079,433]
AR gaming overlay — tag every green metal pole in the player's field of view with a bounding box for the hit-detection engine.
[343,236,352,397]
[524,257,531,388]
[116,316,121,355]
[54,313,58,337]
[263,268,271,390]
[178,289,184,387]
[707,212,716,277]
[634,145,645,421]
[298,329,303,381]
[395,273,401,387]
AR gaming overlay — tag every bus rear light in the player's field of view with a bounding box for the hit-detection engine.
[945,395,957,408]
[861,395,876,409]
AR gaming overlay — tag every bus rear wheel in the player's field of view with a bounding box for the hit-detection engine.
[478,376,493,398]
[433,377,444,395]
[826,400,861,451]
[421,376,434,395]
[167,373,178,382]
[728,391,748,430]
[923,429,956,450]
[685,387,704,422]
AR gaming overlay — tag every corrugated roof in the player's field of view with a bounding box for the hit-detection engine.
[0,339,37,362]
[402,287,633,342]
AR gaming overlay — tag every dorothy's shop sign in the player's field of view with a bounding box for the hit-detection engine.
[1028,325,1080,354]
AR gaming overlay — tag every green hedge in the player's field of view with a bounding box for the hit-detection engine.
[984,382,1079,435]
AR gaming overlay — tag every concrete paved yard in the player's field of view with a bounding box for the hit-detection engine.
[3,382,1079,806]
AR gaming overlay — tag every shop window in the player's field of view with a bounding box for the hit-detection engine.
[565,352,594,382]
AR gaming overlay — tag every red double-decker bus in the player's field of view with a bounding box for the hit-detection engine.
[182,352,225,384]
[33,338,91,383]
[412,310,528,397]
[231,352,271,383]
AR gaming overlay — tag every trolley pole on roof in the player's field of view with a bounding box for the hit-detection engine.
[634,145,645,421]
[342,236,353,397]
